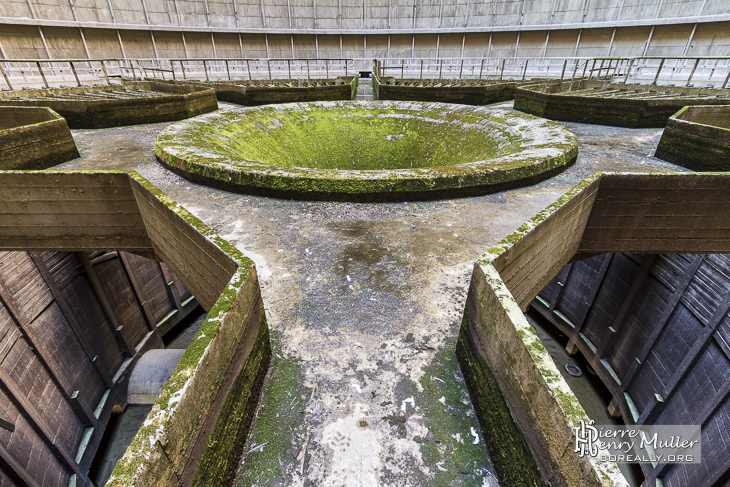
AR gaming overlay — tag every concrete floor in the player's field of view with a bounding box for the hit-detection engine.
[56,102,685,487]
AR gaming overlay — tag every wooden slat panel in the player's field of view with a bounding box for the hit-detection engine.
[650,254,692,292]
[130,179,237,310]
[0,367,81,484]
[93,256,148,348]
[29,304,106,410]
[0,253,52,324]
[122,253,175,324]
[0,387,66,487]
[1,335,83,454]
[60,273,125,374]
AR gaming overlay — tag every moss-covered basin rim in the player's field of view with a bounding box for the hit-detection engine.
[155,100,578,197]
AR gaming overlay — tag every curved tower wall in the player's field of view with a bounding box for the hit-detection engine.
[0,0,729,68]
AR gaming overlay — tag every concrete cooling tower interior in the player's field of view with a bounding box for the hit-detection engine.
[1,1,730,487]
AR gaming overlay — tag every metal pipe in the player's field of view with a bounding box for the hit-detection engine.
[0,65,12,90]
[69,61,80,86]
[652,58,665,85]
[36,61,49,88]
[686,58,701,87]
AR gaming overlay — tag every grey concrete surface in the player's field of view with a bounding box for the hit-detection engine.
[56,103,685,486]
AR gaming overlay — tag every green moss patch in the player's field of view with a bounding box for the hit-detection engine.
[155,100,578,200]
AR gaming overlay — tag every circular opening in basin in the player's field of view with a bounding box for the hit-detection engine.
[156,101,578,201]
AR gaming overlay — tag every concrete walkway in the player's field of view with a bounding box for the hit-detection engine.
[58,105,684,487]
[355,78,376,100]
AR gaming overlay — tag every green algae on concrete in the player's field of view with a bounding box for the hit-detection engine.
[459,174,629,487]
[0,106,79,169]
[456,311,545,487]
[155,100,578,201]
[105,172,270,487]
[235,341,309,486]
[514,80,730,128]
[0,81,218,128]
[655,105,730,170]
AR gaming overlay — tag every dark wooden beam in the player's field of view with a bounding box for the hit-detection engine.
[549,263,572,312]
[573,253,614,337]
[118,252,156,331]
[0,366,91,486]
[28,252,113,388]
[644,376,730,486]
[638,288,730,425]
[0,440,40,487]
[77,252,134,356]
[159,262,183,311]
[622,254,705,392]
[596,254,657,358]
[0,278,97,428]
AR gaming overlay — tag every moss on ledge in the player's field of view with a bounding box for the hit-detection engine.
[155,100,578,201]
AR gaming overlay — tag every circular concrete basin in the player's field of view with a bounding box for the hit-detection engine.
[155,100,578,200]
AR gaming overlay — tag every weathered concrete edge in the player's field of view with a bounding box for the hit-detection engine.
[152,77,356,105]
[0,107,79,169]
[461,173,627,487]
[0,81,219,128]
[105,172,270,487]
[655,105,730,171]
[514,81,730,128]
[153,103,579,201]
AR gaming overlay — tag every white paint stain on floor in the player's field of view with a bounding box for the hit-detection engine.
[321,403,382,487]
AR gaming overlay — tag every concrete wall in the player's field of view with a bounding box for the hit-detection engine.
[0,0,728,71]
[5,0,727,31]
[0,171,271,487]
[460,173,730,487]
[0,106,79,169]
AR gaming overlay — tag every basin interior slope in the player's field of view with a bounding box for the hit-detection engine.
[155,100,578,200]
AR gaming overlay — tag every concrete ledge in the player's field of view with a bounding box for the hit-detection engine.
[155,100,578,201]
[376,77,519,105]
[0,106,79,169]
[514,80,730,128]
[156,77,356,105]
[655,105,730,170]
[459,173,730,486]
[0,81,218,128]
[0,171,270,487]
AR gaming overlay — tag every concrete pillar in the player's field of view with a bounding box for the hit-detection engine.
[38,26,51,59]
[150,31,159,58]
[607,28,616,56]
[260,0,267,28]
[128,349,186,405]
[573,29,583,57]
[683,23,698,56]
[117,30,126,58]
[182,32,189,58]
[79,28,91,59]
[642,26,655,56]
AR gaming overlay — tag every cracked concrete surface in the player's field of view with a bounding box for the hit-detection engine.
[57,104,686,486]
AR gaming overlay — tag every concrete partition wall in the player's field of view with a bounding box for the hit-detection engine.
[459,173,730,487]
[515,80,730,128]
[0,106,79,169]
[655,105,730,171]
[459,176,617,487]
[0,171,270,487]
